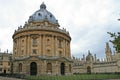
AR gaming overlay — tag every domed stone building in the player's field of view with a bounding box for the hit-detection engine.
[12,3,72,76]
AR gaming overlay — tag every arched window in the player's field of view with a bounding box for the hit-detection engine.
[22,40,24,42]
[47,63,52,74]
[69,64,71,72]
[47,49,51,56]
[21,50,24,55]
[50,14,52,18]
[59,51,62,57]
[58,40,62,48]
[30,62,37,75]
[47,39,50,42]
[33,38,37,46]
[61,63,65,75]
[87,66,91,74]
[38,13,42,16]
[19,63,22,72]
[47,38,50,46]
[33,49,37,54]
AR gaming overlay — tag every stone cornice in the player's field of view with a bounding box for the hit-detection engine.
[13,26,71,40]
[13,56,72,62]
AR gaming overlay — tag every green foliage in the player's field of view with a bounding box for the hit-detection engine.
[107,32,120,52]
[26,74,120,80]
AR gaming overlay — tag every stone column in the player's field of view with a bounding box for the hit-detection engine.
[22,61,26,74]
[18,37,20,57]
[54,61,59,75]
[41,35,43,56]
[42,35,46,56]
[27,35,30,55]
[51,35,54,56]
[67,41,69,58]
[63,39,65,57]
[24,36,27,56]
[37,61,41,75]
[25,35,27,56]
[68,42,71,58]
[54,36,57,56]
[43,60,47,74]
[16,38,18,57]
[13,39,15,57]
[38,35,41,56]
[65,39,67,57]
[20,37,22,56]
[54,36,56,56]
[26,62,30,75]
[65,63,69,75]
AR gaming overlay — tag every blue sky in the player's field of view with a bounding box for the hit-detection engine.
[0,0,120,59]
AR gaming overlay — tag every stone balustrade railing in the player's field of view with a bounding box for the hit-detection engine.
[14,26,70,36]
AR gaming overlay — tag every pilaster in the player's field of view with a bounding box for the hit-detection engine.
[51,35,54,56]
[43,35,46,56]
[27,35,30,55]
[38,35,41,56]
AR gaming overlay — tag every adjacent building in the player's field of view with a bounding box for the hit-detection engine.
[0,52,12,74]
[73,42,120,74]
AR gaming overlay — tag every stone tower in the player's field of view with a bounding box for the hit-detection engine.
[105,42,112,62]
[12,3,72,76]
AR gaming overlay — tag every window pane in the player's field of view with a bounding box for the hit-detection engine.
[58,40,62,48]
[33,49,37,54]
[33,38,37,45]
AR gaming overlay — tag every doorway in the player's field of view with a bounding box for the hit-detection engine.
[30,62,37,75]
[60,63,65,75]
[4,70,6,74]
[87,66,91,74]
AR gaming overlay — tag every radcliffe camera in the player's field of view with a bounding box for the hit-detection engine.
[0,1,120,80]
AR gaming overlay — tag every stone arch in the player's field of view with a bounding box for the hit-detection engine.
[30,62,37,75]
[4,70,6,74]
[47,63,52,74]
[87,66,91,74]
[18,63,22,72]
[69,64,72,73]
[60,63,65,75]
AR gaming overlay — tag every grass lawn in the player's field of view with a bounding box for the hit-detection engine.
[26,74,120,80]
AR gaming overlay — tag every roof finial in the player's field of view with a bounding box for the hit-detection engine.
[88,50,91,54]
[40,2,46,9]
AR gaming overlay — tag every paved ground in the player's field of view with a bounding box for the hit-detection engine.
[0,76,25,80]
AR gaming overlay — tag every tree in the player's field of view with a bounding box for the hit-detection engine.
[107,32,120,53]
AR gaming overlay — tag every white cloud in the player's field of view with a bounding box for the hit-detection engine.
[0,0,120,58]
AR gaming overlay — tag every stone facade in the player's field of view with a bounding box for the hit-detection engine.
[12,3,72,76]
[0,52,12,74]
[73,43,120,74]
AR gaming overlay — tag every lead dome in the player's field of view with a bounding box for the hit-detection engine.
[28,2,58,24]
